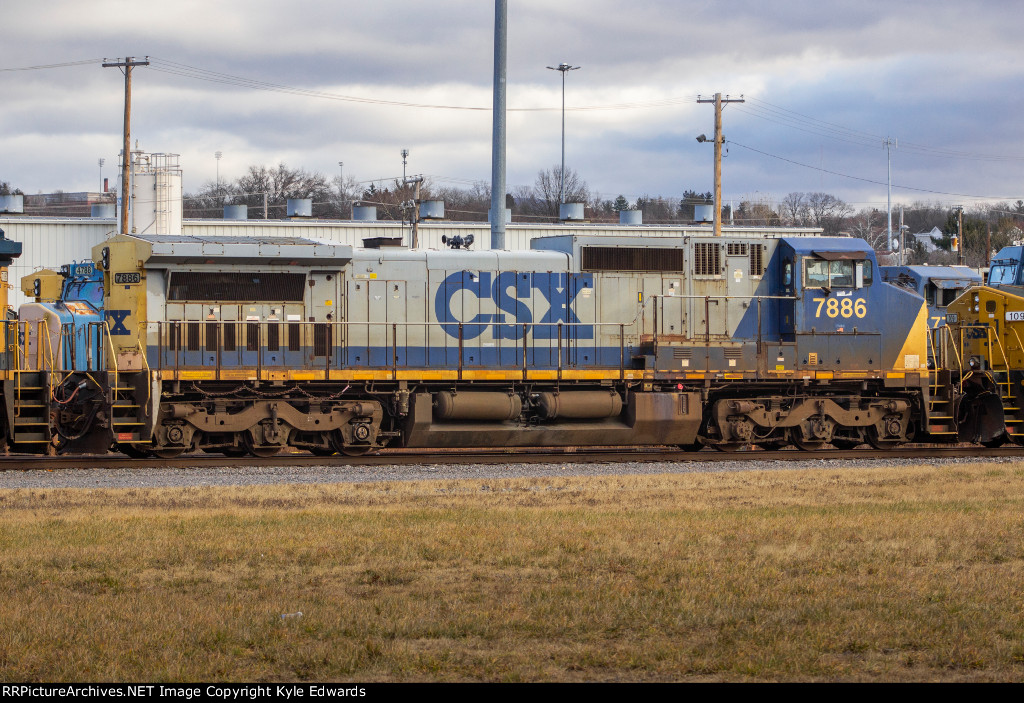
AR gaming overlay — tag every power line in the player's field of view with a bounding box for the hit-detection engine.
[0,59,102,72]
[728,140,1024,201]
[146,57,697,113]
[739,97,1024,163]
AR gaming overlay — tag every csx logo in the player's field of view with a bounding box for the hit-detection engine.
[434,271,595,340]
[106,310,131,335]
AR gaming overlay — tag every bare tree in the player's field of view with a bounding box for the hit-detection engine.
[734,197,780,226]
[805,192,852,236]
[781,192,809,226]
[532,166,590,217]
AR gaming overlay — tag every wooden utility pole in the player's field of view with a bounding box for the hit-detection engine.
[954,205,964,267]
[103,57,149,234]
[698,93,744,236]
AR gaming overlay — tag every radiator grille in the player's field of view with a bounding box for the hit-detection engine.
[582,246,683,272]
[694,242,721,276]
[750,246,764,276]
[726,242,748,256]
[168,272,306,302]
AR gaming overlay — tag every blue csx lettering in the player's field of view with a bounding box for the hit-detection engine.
[434,271,594,340]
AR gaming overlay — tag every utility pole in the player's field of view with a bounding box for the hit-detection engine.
[404,176,423,248]
[986,221,992,266]
[697,93,744,237]
[103,56,149,235]
[954,205,964,267]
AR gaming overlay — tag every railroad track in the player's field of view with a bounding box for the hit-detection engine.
[1,445,1023,472]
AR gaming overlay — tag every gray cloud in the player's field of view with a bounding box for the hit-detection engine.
[1,0,1022,209]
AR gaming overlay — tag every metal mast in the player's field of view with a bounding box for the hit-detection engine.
[547,62,580,205]
[490,0,508,249]
[884,137,897,250]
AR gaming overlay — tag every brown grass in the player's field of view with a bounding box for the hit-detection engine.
[1,463,1024,682]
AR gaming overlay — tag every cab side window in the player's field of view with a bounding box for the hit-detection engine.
[804,259,830,288]
[804,258,858,289]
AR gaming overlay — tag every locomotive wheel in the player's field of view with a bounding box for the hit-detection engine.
[242,433,282,458]
[981,432,1008,448]
[713,442,748,453]
[119,444,152,459]
[865,426,901,450]
[339,445,374,457]
[790,435,826,451]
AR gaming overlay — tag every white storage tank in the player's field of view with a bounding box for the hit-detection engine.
[619,210,642,225]
[694,204,714,223]
[560,202,585,222]
[125,151,182,235]
[419,200,445,220]
[224,204,248,220]
[353,205,377,221]
[287,198,312,218]
[0,195,24,214]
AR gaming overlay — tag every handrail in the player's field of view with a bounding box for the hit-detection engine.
[150,317,646,375]
[102,318,119,394]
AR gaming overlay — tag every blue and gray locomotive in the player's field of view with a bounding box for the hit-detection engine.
[72,230,930,457]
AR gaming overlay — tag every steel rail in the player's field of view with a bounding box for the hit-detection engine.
[1,445,1022,472]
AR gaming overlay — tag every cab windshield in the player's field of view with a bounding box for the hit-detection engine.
[988,261,1018,286]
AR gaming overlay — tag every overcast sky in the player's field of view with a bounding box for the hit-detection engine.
[2,0,1022,214]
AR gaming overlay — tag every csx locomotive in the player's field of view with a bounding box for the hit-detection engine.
[2,229,939,457]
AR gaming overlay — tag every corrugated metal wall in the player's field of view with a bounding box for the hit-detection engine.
[1,217,116,309]
[0,216,821,310]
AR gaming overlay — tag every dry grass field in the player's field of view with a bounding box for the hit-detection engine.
[1,462,1023,682]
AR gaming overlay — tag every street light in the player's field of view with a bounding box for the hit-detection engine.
[214,151,223,195]
[546,62,580,205]
[98,158,105,191]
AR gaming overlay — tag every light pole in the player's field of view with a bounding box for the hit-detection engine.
[884,137,897,250]
[98,158,105,191]
[215,151,223,196]
[546,62,580,205]
[401,149,409,183]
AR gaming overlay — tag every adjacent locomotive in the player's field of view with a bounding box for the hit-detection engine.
[942,245,1024,445]
[880,265,982,329]
[0,227,24,451]
[64,230,932,457]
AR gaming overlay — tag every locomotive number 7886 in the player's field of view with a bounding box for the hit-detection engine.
[814,297,867,319]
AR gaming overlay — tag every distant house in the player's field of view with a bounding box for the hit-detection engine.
[911,226,943,253]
